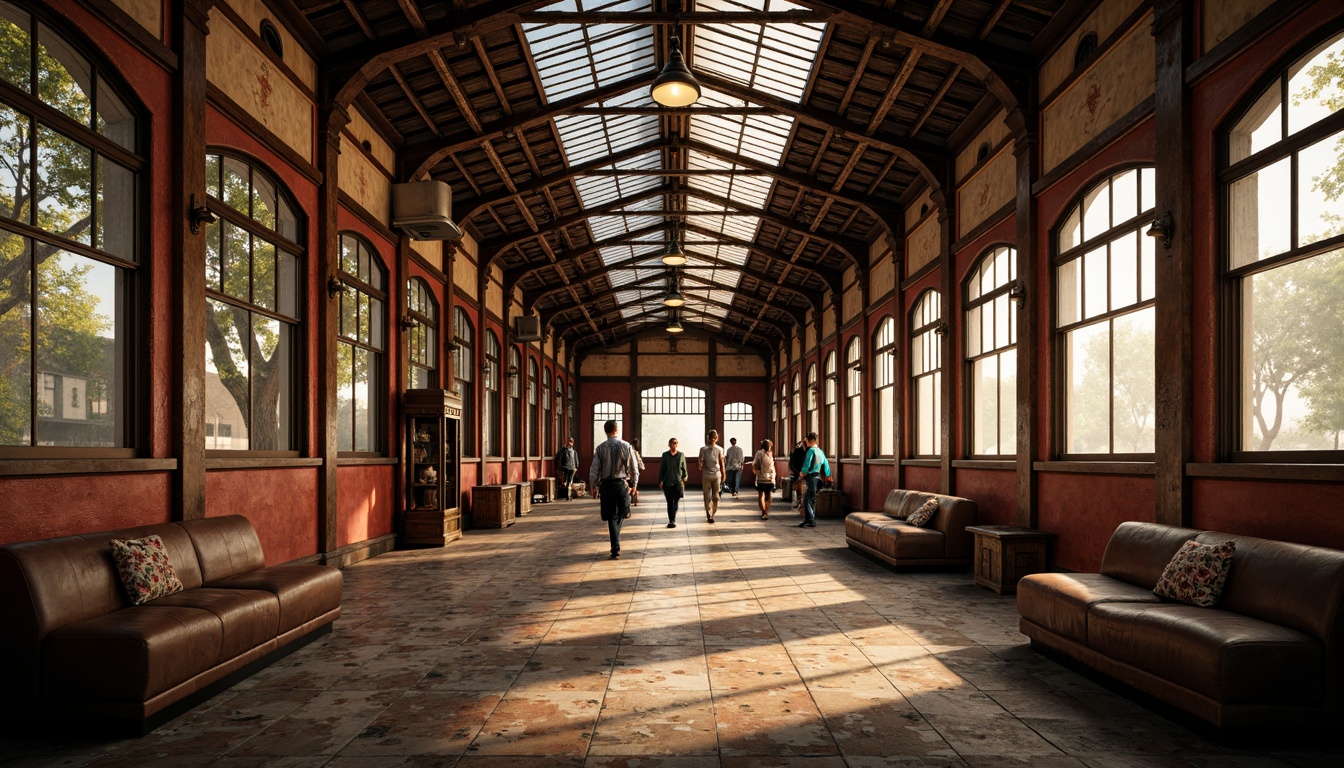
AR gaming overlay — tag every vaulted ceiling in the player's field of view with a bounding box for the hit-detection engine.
[291,0,1068,356]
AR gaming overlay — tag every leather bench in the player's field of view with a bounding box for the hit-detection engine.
[0,515,342,733]
[845,489,977,568]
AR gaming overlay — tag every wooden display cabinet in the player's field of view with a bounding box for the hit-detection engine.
[402,389,463,547]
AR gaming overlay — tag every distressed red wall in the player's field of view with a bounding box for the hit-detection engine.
[206,469,318,565]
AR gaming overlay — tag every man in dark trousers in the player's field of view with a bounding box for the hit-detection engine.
[797,432,832,528]
[554,437,578,500]
[589,420,639,559]
[788,439,808,510]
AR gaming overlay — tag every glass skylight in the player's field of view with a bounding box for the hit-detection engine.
[692,0,825,103]
[524,0,656,101]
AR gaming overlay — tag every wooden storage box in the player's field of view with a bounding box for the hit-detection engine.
[516,481,532,516]
[472,484,516,529]
[814,488,845,518]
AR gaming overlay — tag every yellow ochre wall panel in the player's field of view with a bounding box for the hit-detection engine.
[206,9,313,162]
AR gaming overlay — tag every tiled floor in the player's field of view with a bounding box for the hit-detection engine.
[3,493,1339,767]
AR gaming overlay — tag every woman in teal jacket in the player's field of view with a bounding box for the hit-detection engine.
[658,437,689,528]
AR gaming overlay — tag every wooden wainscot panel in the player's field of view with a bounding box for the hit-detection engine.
[110,0,161,38]
[1042,14,1156,172]
[1202,0,1276,54]
[455,240,479,299]
[206,8,313,162]
[485,263,505,316]
[956,112,1011,182]
[717,354,766,377]
[957,144,1015,238]
[345,107,396,175]
[905,216,940,278]
[338,136,390,225]
[410,238,442,272]
[1039,0,1145,97]
[642,355,709,378]
[581,354,631,377]
[870,247,895,300]
[224,0,317,88]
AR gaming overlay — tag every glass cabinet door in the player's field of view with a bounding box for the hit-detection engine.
[410,417,442,510]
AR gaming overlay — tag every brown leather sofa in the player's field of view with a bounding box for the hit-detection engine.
[0,515,343,733]
[845,489,977,568]
[1018,522,1344,729]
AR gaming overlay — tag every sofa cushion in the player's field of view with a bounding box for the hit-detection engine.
[147,588,280,662]
[110,536,186,606]
[1099,522,1204,590]
[1197,532,1344,645]
[43,606,224,702]
[874,523,945,561]
[208,565,342,634]
[1017,573,1162,644]
[1087,601,1325,706]
[178,516,266,583]
[1153,540,1235,607]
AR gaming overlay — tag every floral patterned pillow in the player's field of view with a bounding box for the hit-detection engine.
[110,535,185,605]
[1153,540,1236,607]
[906,497,940,527]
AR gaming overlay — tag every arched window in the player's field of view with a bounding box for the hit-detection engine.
[1055,166,1156,456]
[1224,31,1344,457]
[806,363,819,438]
[873,316,897,456]
[724,402,753,455]
[405,279,436,389]
[527,358,539,456]
[484,331,500,456]
[203,153,304,453]
[966,245,1018,456]
[452,308,474,457]
[910,291,942,457]
[791,372,802,444]
[593,400,622,453]
[335,233,385,453]
[777,384,788,448]
[845,337,862,457]
[542,367,552,454]
[568,383,575,439]
[1,7,142,451]
[824,350,838,457]
[554,379,565,449]
[508,346,521,456]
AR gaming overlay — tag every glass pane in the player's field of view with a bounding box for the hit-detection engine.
[221,156,250,215]
[336,341,353,452]
[369,296,383,349]
[1111,168,1138,224]
[1110,232,1138,310]
[966,305,981,357]
[95,77,135,151]
[36,126,91,244]
[1057,257,1081,326]
[1140,232,1155,302]
[1058,204,1081,252]
[204,218,221,291]
[1229,81,1282,163]
[0,231,32,445]
[205,298,250,450]
[96,156,134,260]
[37,24,92,127]
[277,251,297,318]
[1242,248,1344,451]
[221,221,249,301]
[357,291,370,345]
[1297,129,1344,248]
[876,386,893,455]
[354,346,372,452]
[1082,180,1110,241]
[910,332,923,376]
[1141,168,1155,215]
[1083,246,1108,319]
[1112,307,1156,453]
[1288,34,1344,136]
[999,348,1017,457]
[250,313,291,450]
[848,398,861,456]
[0,104,32,224]
[1066,322,1110,454]
[205,154,220,200]
[251,172,277,231]
[253,238,275,310]
[0,3,31,93]
[339,284,356,339]
[968,263,981,301]
[1228,156,1290,268]
[277,196,298,242]
[994,294,1010,349]
[972,356,996,455]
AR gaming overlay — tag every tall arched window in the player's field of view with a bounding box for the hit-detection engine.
[1,7,142,451]
[542,368,552,453]
[1055,166,1156,456]
[528,358,539,455]
[508,346,521,457]
[554,380,565,448]
[845,337,862,457]
[873,316,897,456]
[966,246,1018,456]
[336,233,385,454]
[593,401,622,453]
[452,308,474,457]
[824,350,838,457]
[777,384,787,448]
[1224,31,1344,457]
[406,278,436,389]
[911,291,942,457]
[568,383,575,439]
[724,402,754,455]
[791,372,802,443]
[484,330,500,456]
[805,364,819,438]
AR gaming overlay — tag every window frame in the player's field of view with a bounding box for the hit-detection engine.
[527,357,539,457]
[872,316,897,457]
[452,307,475,457]
[335,231,386,456]
[910,291,942,458]
[483,330,501,456]
[542,366,552,455]
[824,350,838,458]
[791,372,801,445]
[405,277,437,389]
[593,400,622,454]
[964,245,1019,458]
[508,346,522,457]
[805,363,819,439]
[844,336,862,458]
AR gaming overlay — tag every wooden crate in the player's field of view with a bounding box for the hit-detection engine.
[814,488,845,518]
[472,484,516,529]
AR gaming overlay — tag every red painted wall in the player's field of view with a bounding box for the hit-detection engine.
[206,469,318,565]
[904,466,939,493]
[0,474,172,544]
[955,468,1016,526]
[335,465,395,549]
[1037,472,1155,572]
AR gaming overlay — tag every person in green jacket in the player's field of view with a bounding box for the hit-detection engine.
[658,437,689,528]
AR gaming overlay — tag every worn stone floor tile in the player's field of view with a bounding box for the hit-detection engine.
[467,691,604,757]
[922,713,1065,757]
[904,688,1011,718]
[326,756,458,768]
[588,690,718,756]
[584,756,720,768]
[337,690,503,756]
[462,613,557,646]
[611,644,712,691]
[785,645,895,691]
[542,614,629,646]
[455,756,584,767]
[81,757,220,768]
[510,644,619,692]
[843,758,971,768]
[207,757,336,768]
[719,757,849,768]
[110,688,318,757]
[809,688,956,759]
[961,757,1091,767]
[713,687,836,757]
[230,690,401,756]
[415,646,533,692]
[335,644,450,691]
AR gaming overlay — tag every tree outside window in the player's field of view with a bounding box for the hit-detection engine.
[845,337,862,457]
[452,308,474,457]
[910,292,942,457]
[484,330,500,456]
[966,246,1018,456]
[335,233,384,454]
[873,317,896,456]
[405,278,436,389]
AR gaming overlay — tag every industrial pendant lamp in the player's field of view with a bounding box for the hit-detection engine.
[666,310,685,333]
[663,273,685,307]
[662,224,688,266]
[651,35,701,107]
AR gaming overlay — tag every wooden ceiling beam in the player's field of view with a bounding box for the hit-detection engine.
[837,37,877,117]
[527,262,815,315]
[483,186,669,267]
[922,0,956,36]
[340,0,376,39]
[684,188,859,261]
[908,65,963,138]
[389,64,441,136]
[515,10,830,24]
[680,221,833,289]
[555,302,786,347]
[865,51,921,134]
[978,0,1014,40]
[506,224,665,285]
[550,291,792,341]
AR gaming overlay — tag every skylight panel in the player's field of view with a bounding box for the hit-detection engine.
[523,1,656,101]
[687,151,771,210]
[692,0,824,103]
[599,243,661,269]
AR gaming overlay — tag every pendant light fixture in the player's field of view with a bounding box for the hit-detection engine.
[666,316,685,333]
[663,272,685,307]
[651,34,701,107]
[662,223,688,266]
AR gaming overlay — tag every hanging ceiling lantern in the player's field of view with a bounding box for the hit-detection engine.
[651,36,701,107]
[666,318,685,333]
[661,233,688,266]
[663,274,685,307]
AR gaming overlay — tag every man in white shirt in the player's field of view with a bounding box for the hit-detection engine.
[724,437,745,498]
[698,430,727,523]
[588,420,639,558]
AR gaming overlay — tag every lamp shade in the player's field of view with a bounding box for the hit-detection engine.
[666,319,685,333]
[651,44,701,107]
[663,287,685,307]
[661,238,688,266]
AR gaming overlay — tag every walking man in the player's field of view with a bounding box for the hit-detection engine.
[589,420,639,558]
[698,430,727,523]
[797,432,831,528]
[554,437,578,501]
[725,437,744,498]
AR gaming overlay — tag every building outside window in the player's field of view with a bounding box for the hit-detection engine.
[1055,167,1156,456]
[873,316,896,456]
[335,233,384,454]
[405,278,436,389]
[966,246,1018,456]
[845,337,862,457]
[1224,31,1344,457]
[723,402,753,457]
[910,291,942,457]
[452,308,474,457]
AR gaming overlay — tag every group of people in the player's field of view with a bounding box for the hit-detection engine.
[559,421,834,559]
